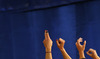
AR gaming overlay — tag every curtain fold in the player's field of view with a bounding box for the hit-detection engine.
[0,1,100,59]
[0,0,91,12]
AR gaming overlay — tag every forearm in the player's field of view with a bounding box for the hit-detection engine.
[93,56,100,59]
[45,48,52,59]
[60,48,72,59]
[45,53,52,59]
[79,51,85,59]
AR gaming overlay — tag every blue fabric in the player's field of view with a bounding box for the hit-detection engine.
[0,0,90,12]
[0,1,100,59]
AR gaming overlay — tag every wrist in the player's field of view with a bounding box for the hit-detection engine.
[45,48,52,52]
[59,48,66,52]
[79,51,85,58]
[94,56,100,59]
[59,47,65,51]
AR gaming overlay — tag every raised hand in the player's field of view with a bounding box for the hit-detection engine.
[43,30,53,59]
[56,38,65,50]
[43,30,53,52]
[76,37,86,52]
[75,37,86,59]
[87,48,100,59]
[56,38,72,59]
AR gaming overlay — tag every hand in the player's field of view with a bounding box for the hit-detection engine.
[56,38,65,50]
[75,37,86,52]
[86,48,100,59]
[75,37,86,59]
[43,30,53,52]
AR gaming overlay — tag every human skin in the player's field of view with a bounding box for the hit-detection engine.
[75,37,86,59]
[43,30,53,59]
[56,38,72,59]
[87,48,100,59]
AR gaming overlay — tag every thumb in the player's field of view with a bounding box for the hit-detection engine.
[56,39,60,46]
[86,51,92,57]
[83,40,86,48]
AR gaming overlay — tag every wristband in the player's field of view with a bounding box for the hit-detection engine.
[81,58,85,59]
[46,51,51,53]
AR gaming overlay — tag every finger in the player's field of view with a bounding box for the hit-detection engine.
[59,38,64,42]
[89,48,95,52]
[89,48,96,53]
[59,38,65,46]
[77,37,83,46]
[86,51,92,57]
[83,40,86,48]
[46,31,51,39]
[77,37,83,42]
[43,39,45,43]
[44,30,48,40]
[75,42,78,47]
[56,39,60,46]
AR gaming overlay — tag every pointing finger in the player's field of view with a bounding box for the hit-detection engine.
[46,31,51,39]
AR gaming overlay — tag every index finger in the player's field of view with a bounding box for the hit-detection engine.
[44,30,51,40]
[88,48,95,53]
[44,30,48,40]
[77,37,83,45]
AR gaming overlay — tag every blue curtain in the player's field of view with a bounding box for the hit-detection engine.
[0,0,90,12]
[0,0,100,59]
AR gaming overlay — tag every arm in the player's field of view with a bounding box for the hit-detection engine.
[45,48,52,59]
[86,48,100,59]
[43,30,53,59]
[60,48,71,59]
[56,38,72,59]
[75,37,86,59]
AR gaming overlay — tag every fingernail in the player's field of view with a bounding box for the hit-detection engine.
[45,30,48,33]
[56,39,57,41]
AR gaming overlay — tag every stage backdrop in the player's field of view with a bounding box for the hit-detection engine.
[0,0,91,12]
[0,0,100,59]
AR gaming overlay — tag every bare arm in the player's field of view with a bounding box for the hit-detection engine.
[43,30,53,59]
[60,48,71,59]
[56,38,72,59]
[75,38,86,59]
[45,48,52,59]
